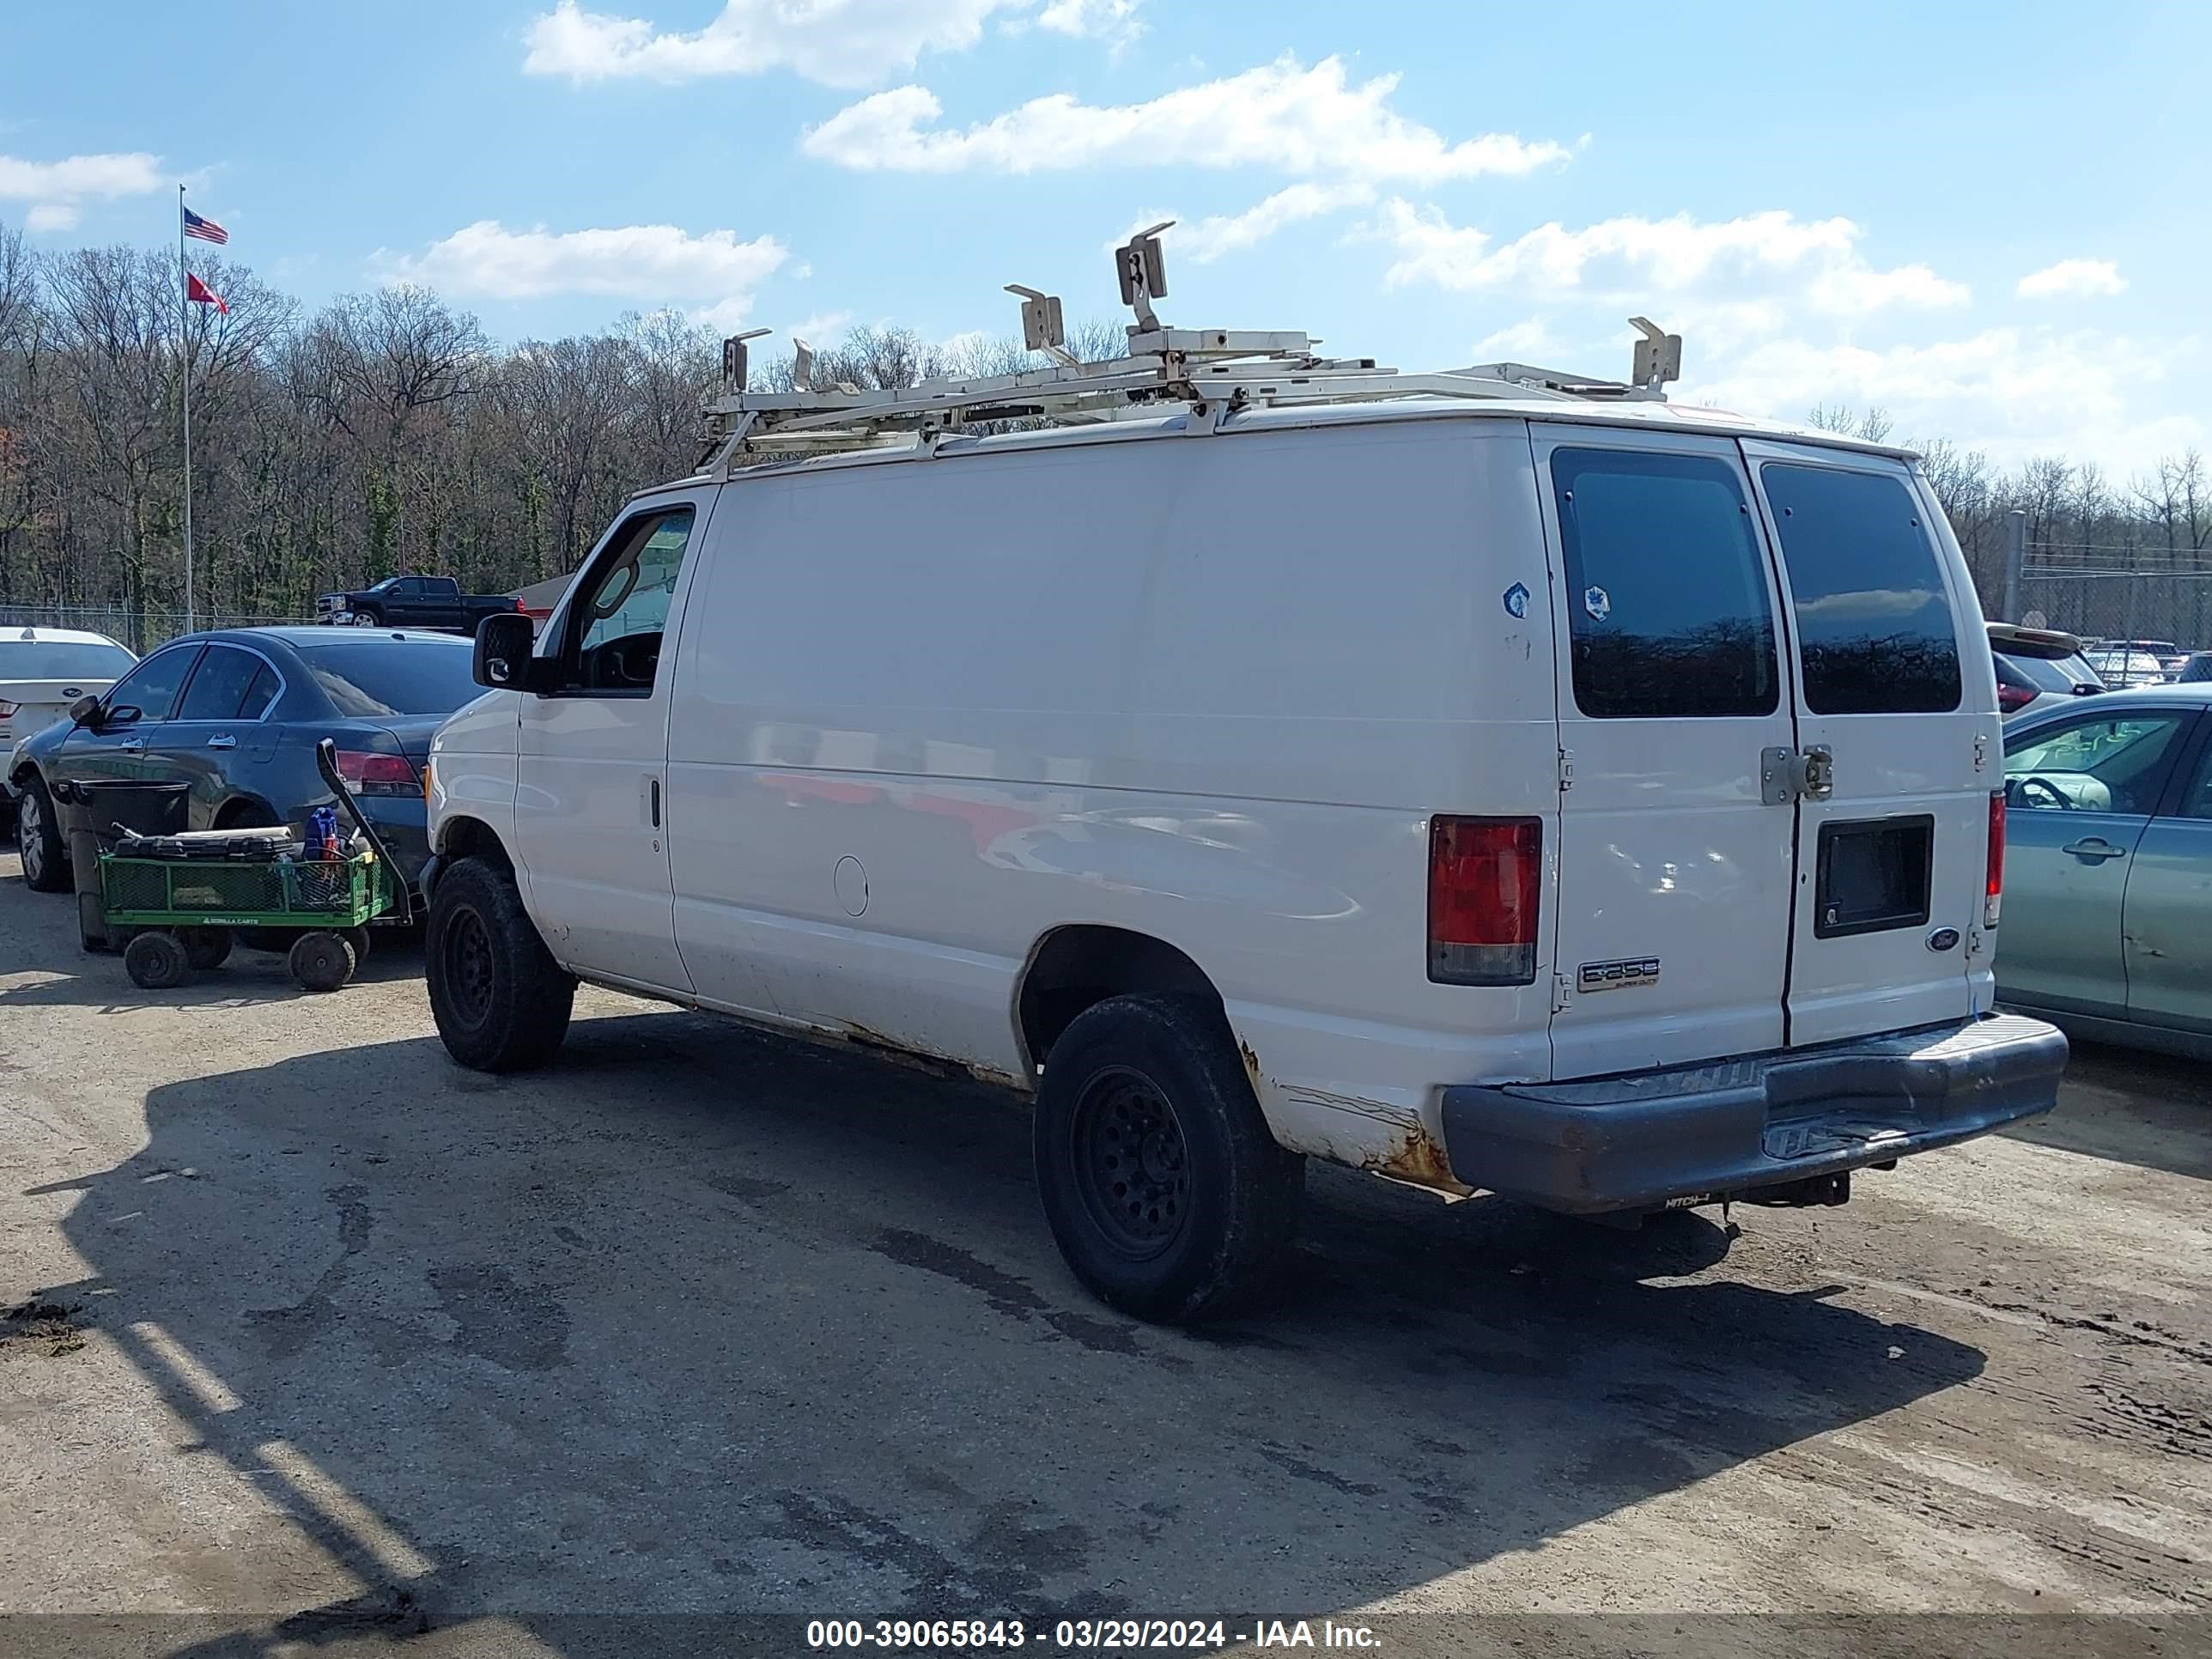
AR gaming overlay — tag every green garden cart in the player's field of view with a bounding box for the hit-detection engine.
[98,739,405,994]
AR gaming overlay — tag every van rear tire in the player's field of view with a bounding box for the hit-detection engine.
[425,854,575,1072]
[1033,994,1304,1324]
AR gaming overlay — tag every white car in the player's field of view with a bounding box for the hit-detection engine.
[0,626,136,814]
[417,313,2064,1322]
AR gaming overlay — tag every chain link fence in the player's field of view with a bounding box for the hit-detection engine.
[0,604,306,654]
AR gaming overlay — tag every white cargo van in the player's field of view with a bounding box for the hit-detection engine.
[421,255,2063,1321]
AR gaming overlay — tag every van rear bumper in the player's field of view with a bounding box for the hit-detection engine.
[1438,1013,2067,1214]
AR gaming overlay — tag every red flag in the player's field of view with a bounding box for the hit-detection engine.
[185,272,228,315]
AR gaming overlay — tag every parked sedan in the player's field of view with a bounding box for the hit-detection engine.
[8,627,481,899]
[1998,683,2212,1058]
[1,627,137,817]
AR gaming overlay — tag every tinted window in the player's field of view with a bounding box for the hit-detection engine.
[177,646,271,720]
[0,640,136,679]
[421,576,459,596]
[1761,465,1961,714]
[296,641,482,716]
[102,647,199,724]
[2004,714,2189,816]
[238,665,280,720]
[1996,649,2098,695]
[1551,449,1778,719]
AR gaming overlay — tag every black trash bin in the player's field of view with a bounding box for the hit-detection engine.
[51,778,191,952]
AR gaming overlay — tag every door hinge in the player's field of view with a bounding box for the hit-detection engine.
[1557,750,1575,793]
[1760,744,1835,804]
[1551,973,1572,1013]
[1973,732,1990,772]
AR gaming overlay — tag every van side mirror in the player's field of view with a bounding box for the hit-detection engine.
[68,695,104,728]
[474,611,545,692]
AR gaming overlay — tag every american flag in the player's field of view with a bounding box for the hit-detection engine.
[182,206,228,245]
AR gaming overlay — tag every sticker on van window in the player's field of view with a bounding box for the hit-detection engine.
[1503,581,1529,619]
[1583,585,1612,622]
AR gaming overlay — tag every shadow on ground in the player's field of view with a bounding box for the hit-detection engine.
[2002,1037,2212,1182]
[0,925,422,1012]
[21,988,1990,1654]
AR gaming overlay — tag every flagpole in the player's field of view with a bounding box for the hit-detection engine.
[179,185,195,635]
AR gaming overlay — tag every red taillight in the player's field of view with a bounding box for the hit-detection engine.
[1428,816,1542,985]
[334,748,420,798]
[1996,682,2036,714]
[1985,789,2005,928]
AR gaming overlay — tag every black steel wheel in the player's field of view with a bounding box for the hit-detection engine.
[289,930,356,994]
[424,855,575,1072]
[343,926,372,966]
[1070,1067,1194,1261]
[1033,993,1304,1323]
[179,927,234,970]
[124,930,191,991]
[15,775,69,893]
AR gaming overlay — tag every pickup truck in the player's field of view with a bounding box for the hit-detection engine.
[316,575,524,635]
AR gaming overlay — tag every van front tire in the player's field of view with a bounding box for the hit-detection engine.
[1033,994,1304,1324]
[426,855,575,1073]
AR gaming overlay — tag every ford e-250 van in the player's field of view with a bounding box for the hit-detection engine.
[418,278,2064,1323]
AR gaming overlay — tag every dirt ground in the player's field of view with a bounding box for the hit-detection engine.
[1,850,2207,1657]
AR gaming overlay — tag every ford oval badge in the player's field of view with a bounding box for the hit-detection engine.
[1926,927,1960,953]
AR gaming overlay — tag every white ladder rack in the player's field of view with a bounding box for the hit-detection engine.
[695,226,1681,473]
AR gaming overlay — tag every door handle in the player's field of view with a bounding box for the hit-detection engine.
[206,734,237,750]
[118,738,144,752]
[2062,838,2127,861]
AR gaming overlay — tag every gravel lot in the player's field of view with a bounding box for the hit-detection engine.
[1,851,2207,1656]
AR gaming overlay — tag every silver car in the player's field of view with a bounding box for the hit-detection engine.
[1999,684,2212,1057]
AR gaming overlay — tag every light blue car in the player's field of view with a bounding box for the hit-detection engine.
[2000,683,2212,1057]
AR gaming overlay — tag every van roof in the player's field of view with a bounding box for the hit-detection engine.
[643,393,1916,499]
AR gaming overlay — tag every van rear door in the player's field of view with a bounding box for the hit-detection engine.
[1742,442,1989,1045]
[1531,428,1802,1078]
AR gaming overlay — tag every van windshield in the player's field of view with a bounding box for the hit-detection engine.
[1760,464,1963,714]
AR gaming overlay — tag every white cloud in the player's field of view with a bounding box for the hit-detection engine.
[1176,182,1376,263]
[1690,326,2207,474]
[1371,204,1967,313]
[1036,0,1143,50]
[782,307,854,342]
[803,56,1572,184]
[523,0,1025,87]
[380,221,789,319]
[2017,258,2126,300]
[1465,317,1569,364]
[0,150,163,200]
[1,149,163,231]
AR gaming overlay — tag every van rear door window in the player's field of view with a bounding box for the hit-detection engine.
[1760,464,1962,714]
[1550,447,1780,720]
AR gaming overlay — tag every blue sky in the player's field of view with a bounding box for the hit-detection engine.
[3,0,2203,472]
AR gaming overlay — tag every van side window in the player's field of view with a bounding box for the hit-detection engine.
[1551,448,1779,720]
[558,507,696,695]
[1759,464,1962,714]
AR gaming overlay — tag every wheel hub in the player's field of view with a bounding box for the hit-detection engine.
[1073,1068,1191,1258]
[441,905,495,1026]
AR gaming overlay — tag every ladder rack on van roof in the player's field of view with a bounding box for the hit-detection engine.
[694,223,1683,474]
